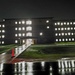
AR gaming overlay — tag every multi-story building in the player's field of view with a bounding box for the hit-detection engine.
[0,17,75,45]
[54,20,75,42]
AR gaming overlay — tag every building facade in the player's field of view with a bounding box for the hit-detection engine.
[54,20,75,42]
[0,18,75,45]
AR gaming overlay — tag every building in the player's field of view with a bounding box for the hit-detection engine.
[54,20,75,42]
[0,17,75,45]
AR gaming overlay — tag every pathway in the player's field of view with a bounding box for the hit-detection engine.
[0,44,31,63]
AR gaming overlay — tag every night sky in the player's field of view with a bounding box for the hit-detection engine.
[0,0,75,19]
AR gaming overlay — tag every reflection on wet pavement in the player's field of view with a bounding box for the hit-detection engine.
[0,59,75,75]
[10,44,31,63]
[0,44,31,63]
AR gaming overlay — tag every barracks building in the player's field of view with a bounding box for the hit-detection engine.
[0,17,75,45]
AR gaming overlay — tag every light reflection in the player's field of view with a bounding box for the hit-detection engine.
[50,72,53,75]
[0,63,3,71]
[27,62,33,72]
[26,72,33,75]
[58,59,75,75]
[64,61,67,68]
[1,59,75,75]
[72,60,74,68]
[68,61,71,68]
[41,61,45,67]
[14,44,28,57]
[50,66,52,71]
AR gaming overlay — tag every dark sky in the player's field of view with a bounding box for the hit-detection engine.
[0,0,75,19]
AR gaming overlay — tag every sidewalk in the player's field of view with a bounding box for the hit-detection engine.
[0,44,31,63]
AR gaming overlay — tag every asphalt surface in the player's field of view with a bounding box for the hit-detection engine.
[0,44,30,63]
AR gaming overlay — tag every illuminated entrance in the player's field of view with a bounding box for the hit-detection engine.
[26,39,33,45]
[25,39,37,45]
[20,38,37,45]
[22,38,35,44]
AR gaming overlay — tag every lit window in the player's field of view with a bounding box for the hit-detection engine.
[73,22,75,24]
[57,22,60,25]
[74,27,75,30]
[0,25,1,27]
[55,33,58,36]
[71,33,73,35]
[68,32,70,35]
[65,28,67,30]
[67,27,70,30]
[19,33,21,37]
[26,32,32,36]
[64,22,66,25]
[69,38,71,41]
[61,28,64,31]
[55,28,57,31]
[70,22,72,25]
[23,40,25,43]
[2,35,5,38]
[47,26,49,29]
[3,19,5,21]
[0,36,1,38]
[19,21,21,24]
[56,39,58,42]
[55,23,57,25]
[72,38,74,41]
[15,28,17,30]
[46,20,49,23]
[59,33,61,36]
[62,39,65,41]
[15,40,18,43]
[2,41,4,44]
[2,30,5,33]
[22,33,25,36]
[15,21,17,24]
[15,34,18,37]
[22,27,25,30]
[58,28,60,30]
[71,27,73,30]
[22,21,25,24]
[2,25,5,27]
[62,33,64,36]
[67,22,69,25]
[66,38,68,41]
[19,27,21,31]
[26,20,32,25]
[61,23,63,25]
[59,39,61,41]
[26,26,32,31]
[40,32,43,36]
[65,33,67,36]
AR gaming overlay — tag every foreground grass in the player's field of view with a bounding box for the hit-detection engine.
[0,44,17,54]
[18,44,75,60]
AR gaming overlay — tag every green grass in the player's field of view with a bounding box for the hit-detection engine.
[55,42,75,45]
[0,44,17,54]
[18,44,75,60]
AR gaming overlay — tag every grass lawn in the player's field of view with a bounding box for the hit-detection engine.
[18,44,75,60]
[0,44,17,54]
